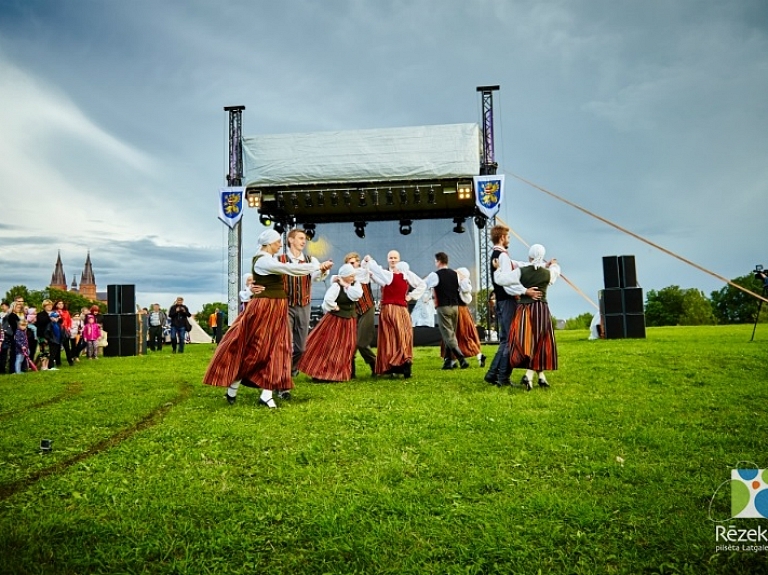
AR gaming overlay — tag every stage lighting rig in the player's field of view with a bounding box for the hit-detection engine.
[304,193,313,208]
[452,217,466,234]
[386,188,394,206]
[317,192,325,207]
[259,214,272,227]
[399,188,408,205]
[304,224,316,240]
[354,221,367,238]
[246,190,262,208]
[399,219,413,235]
[290,193,299,209]
[457,182,473,201]
[474,215,487,229]
[358,190,367,207]
[413,187,421,205]
[428,186,436,205]
[331,192,339,207]
[343,190,352,207]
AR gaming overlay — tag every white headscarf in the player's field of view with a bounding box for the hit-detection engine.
[257,229,280,246]
[528,244,546,269]
[456,267,470,280]
[338,263,355,278]
[395,261,410,274]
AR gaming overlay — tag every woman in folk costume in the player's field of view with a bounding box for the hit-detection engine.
[454,267,486,367]
[203,230,332,408]
[297,264,362,382]
[363,251,426,378]
[494,244,560,391]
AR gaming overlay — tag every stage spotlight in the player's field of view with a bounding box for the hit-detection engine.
[386,188,394,206]
[354,221,367,239]
[304,193,313,208]
[474,215,487,229]
[399,219,413,236]
[290,193,299,209]
[452,217,466,234]
[274,221,286,234]
[277,193,285,209]
[399,188,408,204]
[259,214,272,227]
[331,192,339,206]
[304,224,316,241]
[413,187,421,205]
[428,186,436,205]
[457,182,473,201]
[317,192,325,207]
[246,190,262,208]
[343,190,352,207]
[371,189,379,206]
[358,190,367,207]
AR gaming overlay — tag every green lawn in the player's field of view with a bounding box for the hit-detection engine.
[1,326,766,574]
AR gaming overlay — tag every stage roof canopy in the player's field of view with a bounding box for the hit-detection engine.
[243,123,482,225]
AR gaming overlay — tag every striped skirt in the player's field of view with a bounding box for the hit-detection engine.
[507,301,558,372]
[203,297,292,391]
[456,306,482,357]
[297,313,357,381]
[375,304,413,374]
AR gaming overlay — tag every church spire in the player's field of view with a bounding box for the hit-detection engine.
[81,251,96,285]
[50,250,67,289]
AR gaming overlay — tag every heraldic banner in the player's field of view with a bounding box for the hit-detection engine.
[218,187,245,229]
[473,174,505,219]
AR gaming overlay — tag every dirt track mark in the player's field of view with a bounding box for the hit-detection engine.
[0,381,193,501]
[0,381,84,421]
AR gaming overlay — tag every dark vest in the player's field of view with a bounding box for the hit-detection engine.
[491,248,514,301]
[331,285,357,319]
[252,254,288,299]
[517,266,551,303]
[434,268,460,307]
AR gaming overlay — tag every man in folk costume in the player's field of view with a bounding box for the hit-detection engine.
[203,229,332,408]
[277,228,330,377]
[424,252,470,370]
[344,252,377,378]
[494,244,560,391]
[483,224,541,387]
[363,251,426,378]
[297,264,363,382]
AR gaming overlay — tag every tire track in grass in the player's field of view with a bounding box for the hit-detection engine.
[0,381,192,501]
[0,381,84,421]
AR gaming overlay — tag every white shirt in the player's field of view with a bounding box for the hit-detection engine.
[253,249,320,276]
[494,252,560,296]
[279,250,329,282]
[364,258,426,302]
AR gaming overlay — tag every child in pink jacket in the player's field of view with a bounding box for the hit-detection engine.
[82,314,102,359]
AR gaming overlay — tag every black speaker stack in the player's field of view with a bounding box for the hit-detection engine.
[104,284,138,356]
[599,256,646,339]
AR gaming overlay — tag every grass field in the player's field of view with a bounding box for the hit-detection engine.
[1,326,767,574]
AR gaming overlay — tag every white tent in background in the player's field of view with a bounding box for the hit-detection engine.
[187,317,212,344]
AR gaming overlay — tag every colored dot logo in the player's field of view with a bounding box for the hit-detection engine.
[731,469,768,518]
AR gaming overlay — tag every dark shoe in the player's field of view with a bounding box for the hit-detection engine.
[403,362,412,379]
[224,393,236,405]
[459,359,470,369]
[538,379,550,388]
[479,354,486,367]
[484,372,499,385]
[441,359,454,370]
[497,378,511,387]
[277,390,292,400]
[521,376,532,392]
[258,398,277,409]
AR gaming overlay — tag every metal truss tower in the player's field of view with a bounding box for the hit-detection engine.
[476,85,499,340]
[224,105,245,323]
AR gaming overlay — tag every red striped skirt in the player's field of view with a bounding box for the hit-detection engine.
[297,313,357,381]
[507,301,558,372]
[375,304,413,374]
[456,306,482,357]
[203,297,292,391]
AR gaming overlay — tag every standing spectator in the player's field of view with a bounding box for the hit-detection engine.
[147,304,167,351]
[13,319,30,373]
[277,229,330,377]
[424,252,470,370]
[35,300,54,370]
[203,229,332,408]
[82,314,102,360]
[13,318,30,373]
[168,297,191,353]
[297,263,363,382]
[53,300,75,366]
[494,244,561,390]
[1,300,24,373]
[25,306,39,362]
[0,301,12,374]
[69,312,83,362]
[46,311,64,370]
[209,308,223,344]
[344,252,377,377]
[364,251,426,378]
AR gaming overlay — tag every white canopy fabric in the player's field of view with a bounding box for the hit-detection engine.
[187,317,212,344]
[243,123,481,187]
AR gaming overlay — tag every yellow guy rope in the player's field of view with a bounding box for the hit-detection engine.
[506,173,768,305]
[496,216,599,311]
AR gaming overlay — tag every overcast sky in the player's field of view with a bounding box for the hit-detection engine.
[1,0,766,320]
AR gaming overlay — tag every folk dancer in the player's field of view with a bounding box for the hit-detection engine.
[344,252,377,378]
[424,252,470,370]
